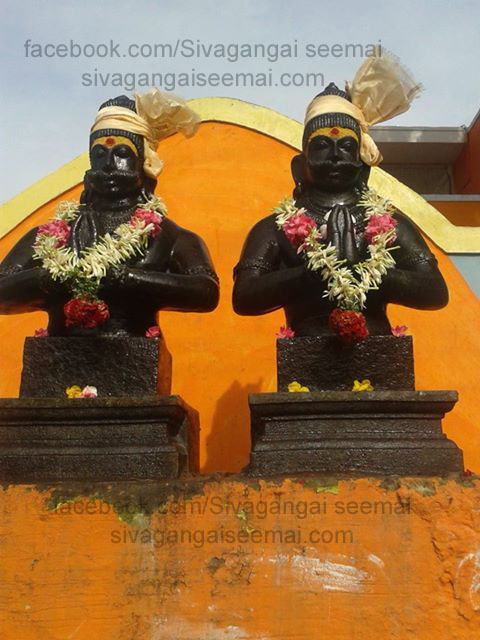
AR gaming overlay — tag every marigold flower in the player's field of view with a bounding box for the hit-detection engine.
[352,379,374,392]
[64,298,109,329]
[66,385,98,398]
[329,308,369,342]
[288,381,310,392]
[66,385,83,398]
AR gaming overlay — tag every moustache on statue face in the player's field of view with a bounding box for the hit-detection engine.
[307,159,364,173]
[86,167,142,193]
[306,158,364,186]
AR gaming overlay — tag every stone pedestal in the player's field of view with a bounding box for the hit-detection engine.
[277,336,415,391]
[20,336,172,398]
[0,396,199,482]
[248,391,464,476]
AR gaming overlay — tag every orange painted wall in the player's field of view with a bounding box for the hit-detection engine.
[0,477,479,639]
[1,122,479,472]
[431,200,480,226]
[454,112,480,193]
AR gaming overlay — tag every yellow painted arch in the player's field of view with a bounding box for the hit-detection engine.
[1,96,479,253]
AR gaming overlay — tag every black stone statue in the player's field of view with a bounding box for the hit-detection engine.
[238,74,463,477]
[0,92,217,480]
[0,95,219,336]
[233,83,448,336]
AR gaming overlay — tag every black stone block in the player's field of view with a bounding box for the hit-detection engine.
[277,336,414,391]
[19,336,171,398]
[248,390,463,476]
[0,396,199,482]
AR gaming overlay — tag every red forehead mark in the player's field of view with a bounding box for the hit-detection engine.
[330,128,340,136]
[105,137,115,147]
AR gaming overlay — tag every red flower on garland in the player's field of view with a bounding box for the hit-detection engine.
[34,328,48,337]
[64,298,110,329]
[328,308,369,342]
[130,209,162,238]
[283,212,317,249]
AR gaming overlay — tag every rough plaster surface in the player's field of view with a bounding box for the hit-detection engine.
[0,475,479,639]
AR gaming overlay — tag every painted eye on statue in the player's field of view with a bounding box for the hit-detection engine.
[309,137,330,152]
[91,145,106,158]
[113,145,135,159]
[339,138,357,152]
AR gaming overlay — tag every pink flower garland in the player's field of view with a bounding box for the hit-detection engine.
[282,212,316,249]
[130,209,162,237]
[277,193,399,343]
[36,203,164,329]
[37,219,71,248]
[365,214,397,246]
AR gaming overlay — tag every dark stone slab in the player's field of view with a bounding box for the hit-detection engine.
[0,396,199,482]
[248,390,463,476]
[20,336,171,398]
[277,336,414,391]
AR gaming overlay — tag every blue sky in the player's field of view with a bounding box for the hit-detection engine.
[1,0,480,203]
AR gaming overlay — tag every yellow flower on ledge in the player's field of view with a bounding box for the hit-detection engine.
[288,381,310,393]
[352,379,374,392]
[66,385,98,398]
[66,385,83,398]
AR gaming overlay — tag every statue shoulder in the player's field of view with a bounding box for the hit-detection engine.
[0,226,40,272]
[391,208,438,267]
[158,217,205,247]
[392,209,428,245]
[13,226,40,245]
[392,209,420,231]
[242,214,281,249]
[249,213,279,235]
[155,217,217,277]
[234,213,282,277]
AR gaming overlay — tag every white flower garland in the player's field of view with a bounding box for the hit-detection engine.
[274,188,398,311]
[33,195,167,299]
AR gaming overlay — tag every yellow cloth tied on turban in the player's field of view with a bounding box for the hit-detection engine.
[90,88,200,178]
[305,49,423,166]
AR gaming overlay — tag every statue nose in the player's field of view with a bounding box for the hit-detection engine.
[104,149,117,170]
[329,141,341,162]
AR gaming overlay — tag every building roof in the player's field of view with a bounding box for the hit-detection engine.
[371,126,466,164]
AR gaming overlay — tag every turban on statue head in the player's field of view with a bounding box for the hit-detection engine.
[90,89,200,179]
[303,48,423,166]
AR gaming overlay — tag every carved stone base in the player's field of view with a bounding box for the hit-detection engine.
[248,391,463,476]
[0,396,199,482]
[277,336,415,391]
[20,336,172,397]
